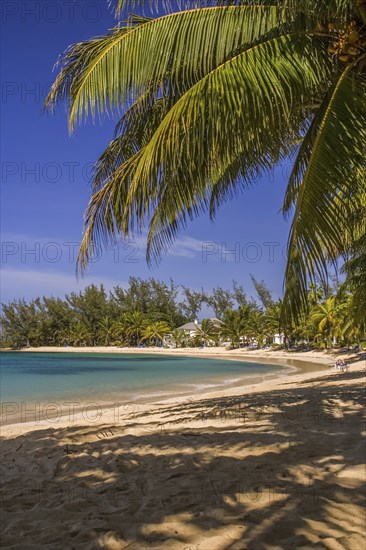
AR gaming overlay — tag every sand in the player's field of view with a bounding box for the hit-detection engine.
[1,348,365,549]
[14,344,362,361]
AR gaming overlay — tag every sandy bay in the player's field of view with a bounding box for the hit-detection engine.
[1,348,365,549]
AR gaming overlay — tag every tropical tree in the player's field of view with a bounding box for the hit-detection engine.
[98,316,115,345]
[1,299,40,348]
[67,321,92,346]
[179,287,205,321]
[41,297,73,343]
[340,232,366,339]
[246,310,268,348]
[112,277,186,326]
[310,296,343,347]
[206,287,234,320]
[220,310,248,349]
[250,275,274,310]
[116,311,148,346]
[66,285,110,345]
[1,277,363,350]
[307,283,324,308]
[45,0,366,319]
[197,319,222,347]
[169,329,187,348]
[141,321,171,346]
[264,301,283,341]
[232,280,250,308]
[113,318,127,344]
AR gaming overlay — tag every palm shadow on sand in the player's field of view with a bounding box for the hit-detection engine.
[1,369,365,549]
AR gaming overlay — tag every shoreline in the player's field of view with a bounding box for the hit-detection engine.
[6,343,362,359]
[1,348,365,549]
[1,347,364,432]
[6,343,363,369]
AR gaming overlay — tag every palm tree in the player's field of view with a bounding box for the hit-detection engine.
[98,316,115,345]
[197,319,221,347]
[264,299,295,347]
[171,329,187,349]
[220,311,248,349]
[307,283,324,308]
[310,296,342,347]
[46,1,366,317]
[341,232,366,338]
[141,321,171,346]
[116,311,148,346]
[264,301,283,341]
[67,321,92,346]
[246,310,268,348]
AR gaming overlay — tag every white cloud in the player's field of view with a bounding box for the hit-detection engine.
[1,232,205,263]
[168,236,205,258]
[109,232,204,259]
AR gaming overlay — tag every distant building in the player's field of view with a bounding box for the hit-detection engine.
[176,320,200,337]
[176,318,223,337]
[273,333,285,345]
[209,318,224,328]
[163,318,223,347]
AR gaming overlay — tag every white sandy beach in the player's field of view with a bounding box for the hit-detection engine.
[1,348,365,549]
[16,344,359,361]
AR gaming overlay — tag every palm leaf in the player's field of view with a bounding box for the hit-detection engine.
[92,87,172,190]
[127,33,330,264]
[45,5,283,131]
[115,0,360,26]
[77,32,331,270]
[282,86,335,213]
[283,58,366,316]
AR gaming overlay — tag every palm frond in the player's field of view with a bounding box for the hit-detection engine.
[77,32,331,270]
[129,33,330,265]
[283,59,366,316]
[282,85,337,214]
[92,86,172,190]
[77,152,143,273]
[44,4,283,131]
[208,116,303,219]
[114,1,357,21]
[114,0,211,15]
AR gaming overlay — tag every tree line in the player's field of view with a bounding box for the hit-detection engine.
[1,275,364,350]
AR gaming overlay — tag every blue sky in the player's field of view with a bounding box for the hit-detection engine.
[1,0,293,306]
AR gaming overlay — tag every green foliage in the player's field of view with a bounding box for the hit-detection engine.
[340,233,366,335]
[179,287,205,321]
[66,284,111,345]
[114,311,148,346]
[197,319,222,346]
[232,281,248,308]
[250,275,274,309]
[44,0,366,322]
[206,287,234,320]
[98,316,116,346]
[1,276,364,349]
[170,329,188,349]
[111,277,186,326]
[66,321,92,346]
[141,321,172,345]
[220,309,249,349]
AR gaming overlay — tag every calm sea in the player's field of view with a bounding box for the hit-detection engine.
[0,352,281,405]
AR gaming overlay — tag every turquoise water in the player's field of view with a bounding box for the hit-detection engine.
[0,352,280,404]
